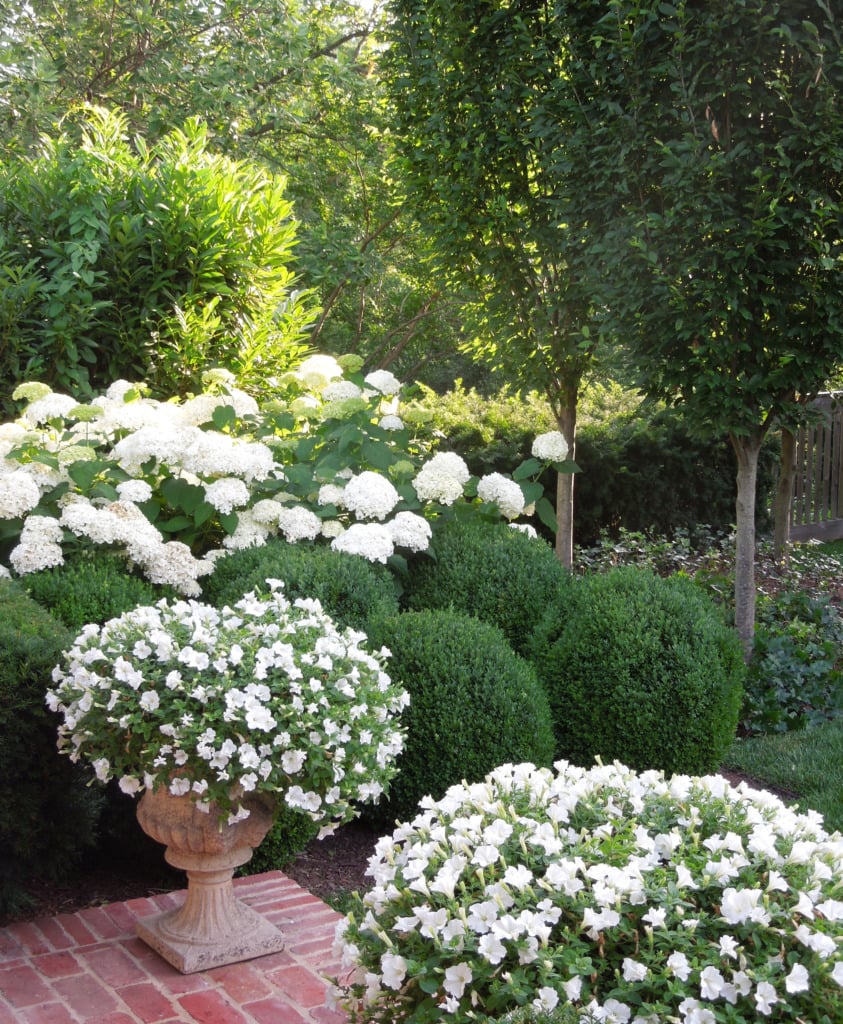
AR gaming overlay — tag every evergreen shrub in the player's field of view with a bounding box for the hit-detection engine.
[365,610,555,824]
[0,580,101,915]
[202,539,400,631]
[420,383,776,544]
[241,805,320,876]
[402,519,570,655]
[21,549,169,628]
[529,567,744,775]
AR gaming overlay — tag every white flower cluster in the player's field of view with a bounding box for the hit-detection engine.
[412,451,470,506]
[477,472,526,520]
[335,760,843,1024]
[532,430,569,463]
[2,357,552,581]
[47,583,409,828]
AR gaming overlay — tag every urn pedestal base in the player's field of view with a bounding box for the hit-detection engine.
[135,786,284,973]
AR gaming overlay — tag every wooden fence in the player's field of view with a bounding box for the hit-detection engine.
[790,392,843,542]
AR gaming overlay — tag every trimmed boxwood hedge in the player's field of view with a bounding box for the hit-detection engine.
[365,609,556,824]
[528,567,744,775]
[201,539,400,631]
[0,580,102,916]
[402,519,569,656]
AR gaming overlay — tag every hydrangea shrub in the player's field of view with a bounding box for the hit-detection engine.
[335,760,843,1024]
[0,357,566,591]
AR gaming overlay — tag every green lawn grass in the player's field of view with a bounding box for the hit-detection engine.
[720,538,843,831]
[722,719,843,832]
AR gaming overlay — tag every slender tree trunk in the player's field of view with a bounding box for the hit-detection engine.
[731,432,764,661]
[773,428,796,564]
[554,381,578,568]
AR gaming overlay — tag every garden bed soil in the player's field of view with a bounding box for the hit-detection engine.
[2,773,797,927]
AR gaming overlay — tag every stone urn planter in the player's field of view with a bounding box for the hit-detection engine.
[135,784,284,973]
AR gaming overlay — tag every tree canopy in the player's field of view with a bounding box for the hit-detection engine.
[554,0,843,650]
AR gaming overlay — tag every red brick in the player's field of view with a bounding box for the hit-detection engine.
[2,921,51,956]
[0,963,54,1007]
[55,912,98,948]
[0,999,23,1024]
[267,964,332,1009]
[75,905,125,941]
[104,902,142,934]
[83,944,148,987]
[0,929,22,961]
[52,972,119,1017]
[241,997,308,1024]
[18,1003,77,1024]
[207,963,273,1004]
[119,981,178,1022]
[89,1015,144,1024]
[179,989,250,1024]
[31,916,75,950]
[31,950,84,979]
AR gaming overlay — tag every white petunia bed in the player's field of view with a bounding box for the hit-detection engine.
[334,760,843,1024]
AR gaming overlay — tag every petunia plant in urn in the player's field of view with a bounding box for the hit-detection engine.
[46,579,409,972]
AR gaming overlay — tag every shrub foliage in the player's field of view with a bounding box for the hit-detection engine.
[366,610,556,824]
[529,567,744,775]
[402,519,569,655]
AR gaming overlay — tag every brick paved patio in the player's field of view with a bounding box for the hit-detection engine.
[0,871,350,1024]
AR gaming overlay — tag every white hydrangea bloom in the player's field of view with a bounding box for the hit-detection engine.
[426,451,470,484]
[364,370,402,396]
[386,511,432,552]
[295,354,344,390]
[116,479,154,504]
[21,392,77,425]
[138,540,212,596]
[176,394,223,426]
[331,523,394,563]
[105,380,139,402]
[379,415,404,431]
[0,467,42,519]
[222,510,270,550]
[322,380,363,402]
[412,452,470,506]
[204,477,251,514]
[477,473,525,520]
[277,506,322,543]
[321,520,345,539]
[510,523,538,539]
[343,471,400,522]
[532,430,569,462]
[0,422,30,459]
[9,514,65,574]
[250,498,287,525]
[318,483,347,507]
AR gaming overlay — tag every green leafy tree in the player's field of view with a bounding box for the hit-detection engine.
[0,0,455,384]
[552,0,843,653]
[0,106,313,405]
[382,0,594,564]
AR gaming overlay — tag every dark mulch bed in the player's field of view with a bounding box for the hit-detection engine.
[2,772,800,927]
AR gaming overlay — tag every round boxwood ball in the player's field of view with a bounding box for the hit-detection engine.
[201,538,399,632]
[402,518,569,655]
[528,566,744,776]
[366,609,556,825]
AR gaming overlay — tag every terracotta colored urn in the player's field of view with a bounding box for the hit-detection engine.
[135,785,285,973]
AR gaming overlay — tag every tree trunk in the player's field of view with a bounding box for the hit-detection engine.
[731,432,764,662]
[773,428,796,564]
[554,384,578,569]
